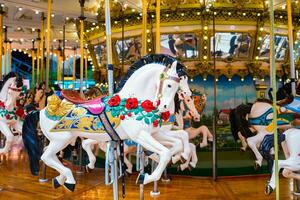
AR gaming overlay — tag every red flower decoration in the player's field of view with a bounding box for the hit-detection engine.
[108,95,121,107]
[153,120,159,127]
[125,98,138,110]
[141,100,155,113]
[127,112,132,117]
[161,111,171,121]
[120,115,125,120]
[5,114,10,120]
[15,109,25,118]
[0,101,5,109]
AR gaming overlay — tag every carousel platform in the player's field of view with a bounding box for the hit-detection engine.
[0,146,294,200]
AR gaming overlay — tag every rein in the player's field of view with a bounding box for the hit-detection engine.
[8,86,22,92]
[155,66,180,104]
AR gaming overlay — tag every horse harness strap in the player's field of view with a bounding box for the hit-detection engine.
[248,108,273,126]
[156,66,180,102]
[97,112,120,141]
[97,110,126,197]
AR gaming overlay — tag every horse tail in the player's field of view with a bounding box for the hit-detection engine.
[22,110,41,176]
[230,103,254,141]
[229,108,239,141]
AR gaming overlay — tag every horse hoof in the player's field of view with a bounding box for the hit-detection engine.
[63,183,76,192]
[85,165,93,173]
[265,184,273,195]
[52,178,61,189]
[125,171,132,177]
[254,162,261,171]
[136,173,145,185]
[180,156,187,164]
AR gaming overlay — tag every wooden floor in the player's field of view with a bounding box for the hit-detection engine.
[0,148,299,200]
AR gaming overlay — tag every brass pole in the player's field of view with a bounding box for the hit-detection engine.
[45,0,52,89]
[36,30,41,84]
[57,53,61,82]
[3,26,7,75]
[85,47,88,82]
[3,42,6,76]
[142,0,148,56]
[155,0,160,53]
[9,41,12,72]
[268,0,279,199]
[31,40,35,88]
[73,47,76,83]
[80,19,84,95]
[0,8,4,80]
[105,0,114,95]
[287,0,295,95]
[40,12,45,82]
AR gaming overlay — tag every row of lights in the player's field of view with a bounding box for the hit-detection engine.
[190,77,269,82]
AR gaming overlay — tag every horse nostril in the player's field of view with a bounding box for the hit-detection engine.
[164,105,167,109]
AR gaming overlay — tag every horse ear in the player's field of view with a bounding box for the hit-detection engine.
[167,61,178,76]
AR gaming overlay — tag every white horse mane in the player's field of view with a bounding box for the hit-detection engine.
[0,77,16,102]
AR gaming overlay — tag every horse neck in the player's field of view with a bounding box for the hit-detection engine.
[118,64,164,100]
[5,93,16,111]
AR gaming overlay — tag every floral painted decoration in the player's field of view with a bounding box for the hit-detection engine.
[105,95,170,127]
[0,101,25,120]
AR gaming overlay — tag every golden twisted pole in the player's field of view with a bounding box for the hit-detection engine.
[141,0,148,56]
[40,12,45,82]
[268,0,279,199]
[155,0,160,54]
[45,0,52,89]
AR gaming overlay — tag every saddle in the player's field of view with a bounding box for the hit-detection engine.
[61,90,106,115]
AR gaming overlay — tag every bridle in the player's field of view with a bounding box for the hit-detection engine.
[155,66,180,105]
[8,86,22,92]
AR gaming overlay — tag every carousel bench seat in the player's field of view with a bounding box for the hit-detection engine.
[61,90,106,115]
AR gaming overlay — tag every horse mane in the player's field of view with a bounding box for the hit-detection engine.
[174,93,180,114]
[0,72,17,91]
[256,98,272,104]
[115,54,187,93]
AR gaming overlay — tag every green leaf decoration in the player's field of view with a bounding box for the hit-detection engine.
[136,116,143,121]
[144,117,150,124]
[151,116,157,123]
[134,110,140,115]
[146,113,153,117]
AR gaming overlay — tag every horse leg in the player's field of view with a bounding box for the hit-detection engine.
[189,143,198,168]
[134,130,171,185]
[179,143,197,171]
[0,121,14,154]
[281,141,290,159]
[164,130,191,161]
[82,139,98,172]
[238,132,248,151]
[41,137,77,191]
[247,134,264,168]
[266,159,298,194]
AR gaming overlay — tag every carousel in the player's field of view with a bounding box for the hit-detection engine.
[0,0,299,199]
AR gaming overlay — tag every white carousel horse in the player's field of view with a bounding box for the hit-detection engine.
[230,82,300,169]
[84,88,201,174]
[0,74,25,154]
[34,59,182,191]
[259,95,300,194]
[81,75,200,174]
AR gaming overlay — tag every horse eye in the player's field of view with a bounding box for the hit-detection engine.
[187,99,190,102]
[167,84,171,88]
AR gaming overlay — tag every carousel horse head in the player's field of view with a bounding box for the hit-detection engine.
[193,93,207,114]
[0,73,23,103]
[176,75,200,121]
[154,60,181,112]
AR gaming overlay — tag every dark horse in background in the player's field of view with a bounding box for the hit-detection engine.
[229,81,300,171]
